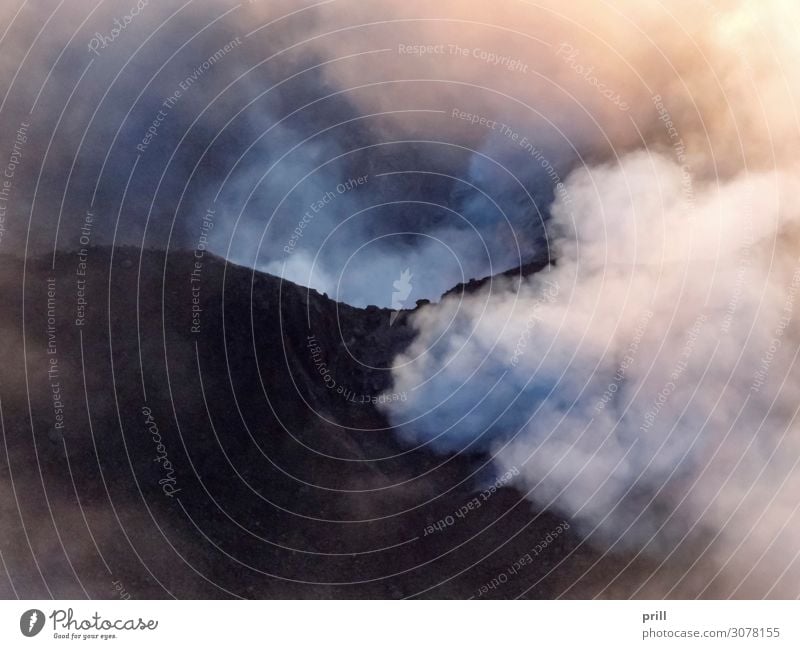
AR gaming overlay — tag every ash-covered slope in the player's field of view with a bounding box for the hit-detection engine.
[0,247,642,599]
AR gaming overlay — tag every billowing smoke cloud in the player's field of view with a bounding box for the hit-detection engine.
[309,0,800,174]
[2,0,798,306]
[0,0,551,306]
[378,0,800,595]
[277,0,800,305]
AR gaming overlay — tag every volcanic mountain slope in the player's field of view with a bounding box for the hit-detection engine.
[0,246,656,599]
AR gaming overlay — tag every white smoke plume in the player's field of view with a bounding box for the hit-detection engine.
[377,0,800,596]
[384,151,800,595]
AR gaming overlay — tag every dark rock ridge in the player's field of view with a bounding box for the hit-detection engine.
[440,254,553,301]
[0,246,642,599]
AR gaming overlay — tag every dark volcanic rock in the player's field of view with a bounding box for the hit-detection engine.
[0,246,640,599]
